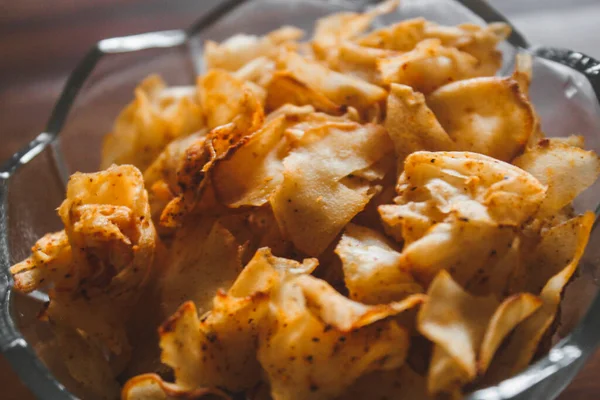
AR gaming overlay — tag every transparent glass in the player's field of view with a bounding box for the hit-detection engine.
[1,0,600,399]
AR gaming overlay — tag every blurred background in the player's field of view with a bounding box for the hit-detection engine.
[0,0,599,398]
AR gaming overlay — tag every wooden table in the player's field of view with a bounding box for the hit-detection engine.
[0,0,599,398]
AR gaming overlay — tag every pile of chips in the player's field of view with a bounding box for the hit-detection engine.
[11,1,600,399]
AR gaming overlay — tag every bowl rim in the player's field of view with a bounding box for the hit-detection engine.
[1,1,600,399]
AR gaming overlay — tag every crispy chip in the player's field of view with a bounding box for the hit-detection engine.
[378,39,483,93]
[427,77,535,161]
[418,270,499,381]
[483,212,594,383]
[335,223,423,304]
[358,19,509,76]
[101,76,204,171]
[159,297,267,392]
[204,27,303,71]
[211,116,289,207]
[281,51,387,113]
[312,0,399,59]
[385,84,454,171]
[265,71,345,115]
[478,293,542,373]
[258,273,421,400]
[514,139,600,217]
[379,151,545,261]
[160,218,243,315]
[271,122,393,256]
[419,271,541,394]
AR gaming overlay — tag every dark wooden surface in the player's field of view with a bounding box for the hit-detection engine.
[0,0,599,399]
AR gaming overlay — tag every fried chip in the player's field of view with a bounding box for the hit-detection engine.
[258,273,422,400]
[101,76,204,171]
[418,270,499,381]
[419,271,542,394]
[159,296,268,392]
[199,69,264,130]
[483,212,594,383]
[312,0,399,59]
[271,121,393,256]
[427,77,535,161]
[378,39,483,93]
[513,139,600,218]
[280,51,388,113]
[204,26,303,71]
[265,71,345,115]
[161,75,265,227]
[358,19,509,76]
[385,84,454,170]
[160,218,243,315]
[478,293,542,373]
[379,151,545,253]
[335,223,423,304]
[211,116,289,207]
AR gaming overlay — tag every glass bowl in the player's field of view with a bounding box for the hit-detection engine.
[1,0,600,399]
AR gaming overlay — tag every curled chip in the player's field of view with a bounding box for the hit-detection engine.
[160,218,243,316]
[258,273,424,400]
[335,223,423,304]
[10,165,157,397]
[204,26,303,71]
[378,39,483,93]
[102,76,204,171]
[514,139,600,218]
[427,76,535,162]
[211,116,289,207]
[483,213,594,384]
[280,51,388,114]
[271,121,393,256]
[385,84,454,170]
[418,271,541,395]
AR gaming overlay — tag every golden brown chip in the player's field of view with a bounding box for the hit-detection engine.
[101,76,204,171]
[357,17,428,50]
[385,84,454,171]
[478,293,542,373]
[203,26,303,71]
[265,71,345,115]
[160,296,268,393]
[211,116,289,207]
[271,121,393,256]
[280,51,388,113]
[160,218,243,316]
[335,223,423,304]
[513,139,600,218]
[312,0,399,59]
[161,76,265,227]
[199,69,264,130]
[358,19,509,76]
[483,212,594,384]
[418,270,498,382]
[379,151,545,265]
[427,77,535,161]
[258,273,421,400]
[10,230,72,293]
[378,39,483,93]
